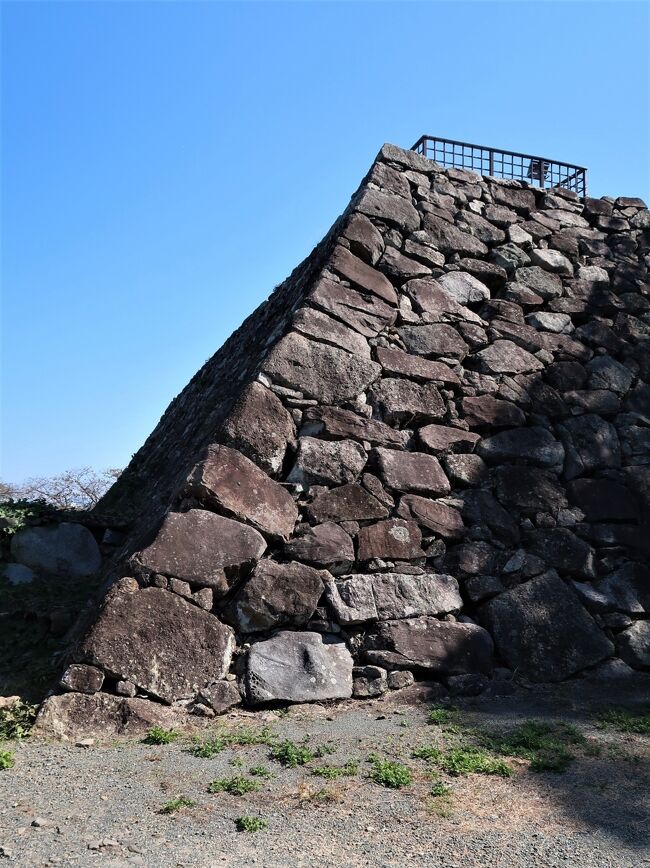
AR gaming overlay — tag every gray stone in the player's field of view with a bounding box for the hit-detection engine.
[356,186,421,234]
[10,522,101,578]
[515,266,563,300]
[185,444,298,539]
[479,573,614,681]
[525,529,596,578]
[287,437,366,487]
[369,377,445,424]
[378,246,431,282]
[557,415,621,480]
[616,621,650,669]
[197,681,241,715]
[246,631,353,704]
[364,617,494,675]
[373,447,450,495]
[306,483,389,524]
[476,340,544,374]
[387,670,415,689]
[343,213,384,264]
[358,519,424,561]
[293,306,372,358]
[461,396,526,428]
[595,564,650,614]
[441,454,488,486]
[308,277,397,337]
[398,324,469,360]
[438,271,491,304]
[82,582,235,702]
[329,244,398,305]
[491,244,531,273]
[301,405,407,449]
[396,494,465,540]
[477,427,564,467]
[325,574,377,625]
[136,509,266,596]
[59,664,104,695]
[529,248,574,275]
[223,560,326,633]
[375,347,460,385]
[420,214,489,257]
[262,332,381,403]
[586,356,633,395]
[221,382,295,475]
[527,312,573,334]
[285,523,355,573]
[371,572,463,619]
[353,665,388,697]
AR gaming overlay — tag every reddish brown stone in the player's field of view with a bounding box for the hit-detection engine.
[329,244,398,305]
[342,213,384,265]
[306,483,389,524]
[357,519,424,561]
[308,277,396,337]
[460,396,526,428]
[398,324,469,360]
[373,447,451,496]
[376,347,460,385]
[292,307,371,357]
[418,424,480,455]
[369,377,446,424]
[397,494,465,540]
[302,405,408,449]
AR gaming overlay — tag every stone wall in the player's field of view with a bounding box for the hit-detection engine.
[38,143,650,734]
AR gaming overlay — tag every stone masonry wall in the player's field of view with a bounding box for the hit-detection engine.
[39,143,650,735]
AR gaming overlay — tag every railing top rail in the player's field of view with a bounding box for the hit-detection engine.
[411,135,587,172]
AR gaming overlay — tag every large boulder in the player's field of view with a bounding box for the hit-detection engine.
[308,277,396,337]
[222,560,327,633]
[286,437,366,487]
[246,632,353,704]
[221,382,295,475]
[302,405,407,449]
[616,621,650,669]
[81,582,236,702]
[284,522,355,573]
[478,573,614,681]
[135,509,266,595]
[185,445,298,538]
[364,617,494,675]
[10,522,101,578]
[370,573,463,620]
[557,415,621,480]
[477,427,564,468]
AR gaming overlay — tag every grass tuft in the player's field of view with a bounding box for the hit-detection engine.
[367,753,412,789]
[311,761,358,780]
[191,724,275,758]
[236,816,267,832]
[207,775,261,795]
[144,726,179,745]
[482,720,585,773]
[0,749,15,770]
[597,708,650,735]
[270,739,314,768]
[159,796,195,814]
[0,700,38,741]
[249,765,272,778]
[427,705,455,727]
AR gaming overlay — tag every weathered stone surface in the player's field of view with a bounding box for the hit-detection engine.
[476,340,544,374]
[302,405,407,449]
[292,306,371,357]
[221,382,295,476]
[35,693,187,740]
[378,246,431,282]
[369,377,445,424]
[477,427,564,467]
[353,665,388,697]
[527,311,573,334]
[223,560,326,633]
[356,186,420,234]
[594,563,650,614]
[421,214,488,257]
[616,621,650,669]
[285,522,355,573]
[364,617,494,675]
[11,522,101,578]
[287,437,366,487]
[586,356,633,395]
[461,396,526,428]
[198,681,242,715]
[398,324,469,360]
[402,278,482,322]
[557,415,621,480]
[262,333,381,403]
[438,271,491,304]
[185,445,298,539]
[525,529,595,578]
[329,244,398,305]
[306,483,389,524]
[490,318,546,353]
[418,424,480,455]
[246,631,353,704]
[567,478,637,522]
[491,185,536,212]
[479,573,614,681]
[442,454,488,486]
[396,494,464,540]
[82,584,235,702]
[2,563,36,585]
[136,509,266,594]
[59,664,104,695]
[515,266,563,299]
[325,574,377,624]
[454,258,508,289]
[373,447,450,495]
[376,347,460,385]
[371,573,463,620]
[343,212,384,265]
[529,248,574,275]
[358,518,424,561]
[495,466,567,512]
[308,277,397,337]
[457,211,505,245]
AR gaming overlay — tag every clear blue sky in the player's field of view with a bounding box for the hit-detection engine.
[2,1,649,484]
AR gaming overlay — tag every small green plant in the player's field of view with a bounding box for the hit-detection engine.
[311,760,358,780]
[191,735,228,758]
[270,739,314,768]
[427,705,455,727]
[412,745,442,761]
[0,499,51,542]
[430,780,451,797]
[236,816,267,832]
[207,775,261,795]
[483,720,585,773]
[0,699,38,741]
[191,724,275,758]
[436,747,512,778]
[249,765,272,778]
[144,726,179,745]
[313,743,336,757]
[229,756,244,768]
[597,708,650,735]
[367,754,412,789]
[0,749,15,770]
[159,796,195,814]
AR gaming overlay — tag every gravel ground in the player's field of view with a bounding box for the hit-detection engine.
[1,677,649,868]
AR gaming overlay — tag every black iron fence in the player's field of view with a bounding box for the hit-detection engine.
[412,135,587,196]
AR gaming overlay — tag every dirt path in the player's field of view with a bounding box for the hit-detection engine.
[1,677,649,867]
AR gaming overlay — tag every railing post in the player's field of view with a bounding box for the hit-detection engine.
[489,149,494,177]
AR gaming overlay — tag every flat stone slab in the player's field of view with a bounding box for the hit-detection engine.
[246,631,353,704]
[136,509,266,595]
[373,447,450,495]
[185,444,298,538]
[478,573,614,682]
[82,582,235,703]
[10,522,101,578]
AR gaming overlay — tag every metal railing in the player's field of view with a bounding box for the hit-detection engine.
[412,135,587,196]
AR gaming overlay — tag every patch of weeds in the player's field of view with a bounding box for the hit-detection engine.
[298,782,344,804]
[435,747,512,778]
[249,765,272,778]
[597,708,650,736]
[584,741,603,757]
[191,735,228,758]
[191,724,275,758]
[236,816,267,832]
[426,779,454,818]
[144,726,179,745]
[427,705,455,727]
[412,745,442,761]
[313,743,336,758]
[367,753,412,789]
[0,699,38,741]
[274,707,290,718]
[159,796,195,814]
[229,756,244,768]
[483,720,585,773]
[430,780,451,797]
[0,498,51,542]
[311,760,358,780]
[207,775,261,795]
[0,749,15,770]
[270,739,314,768]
